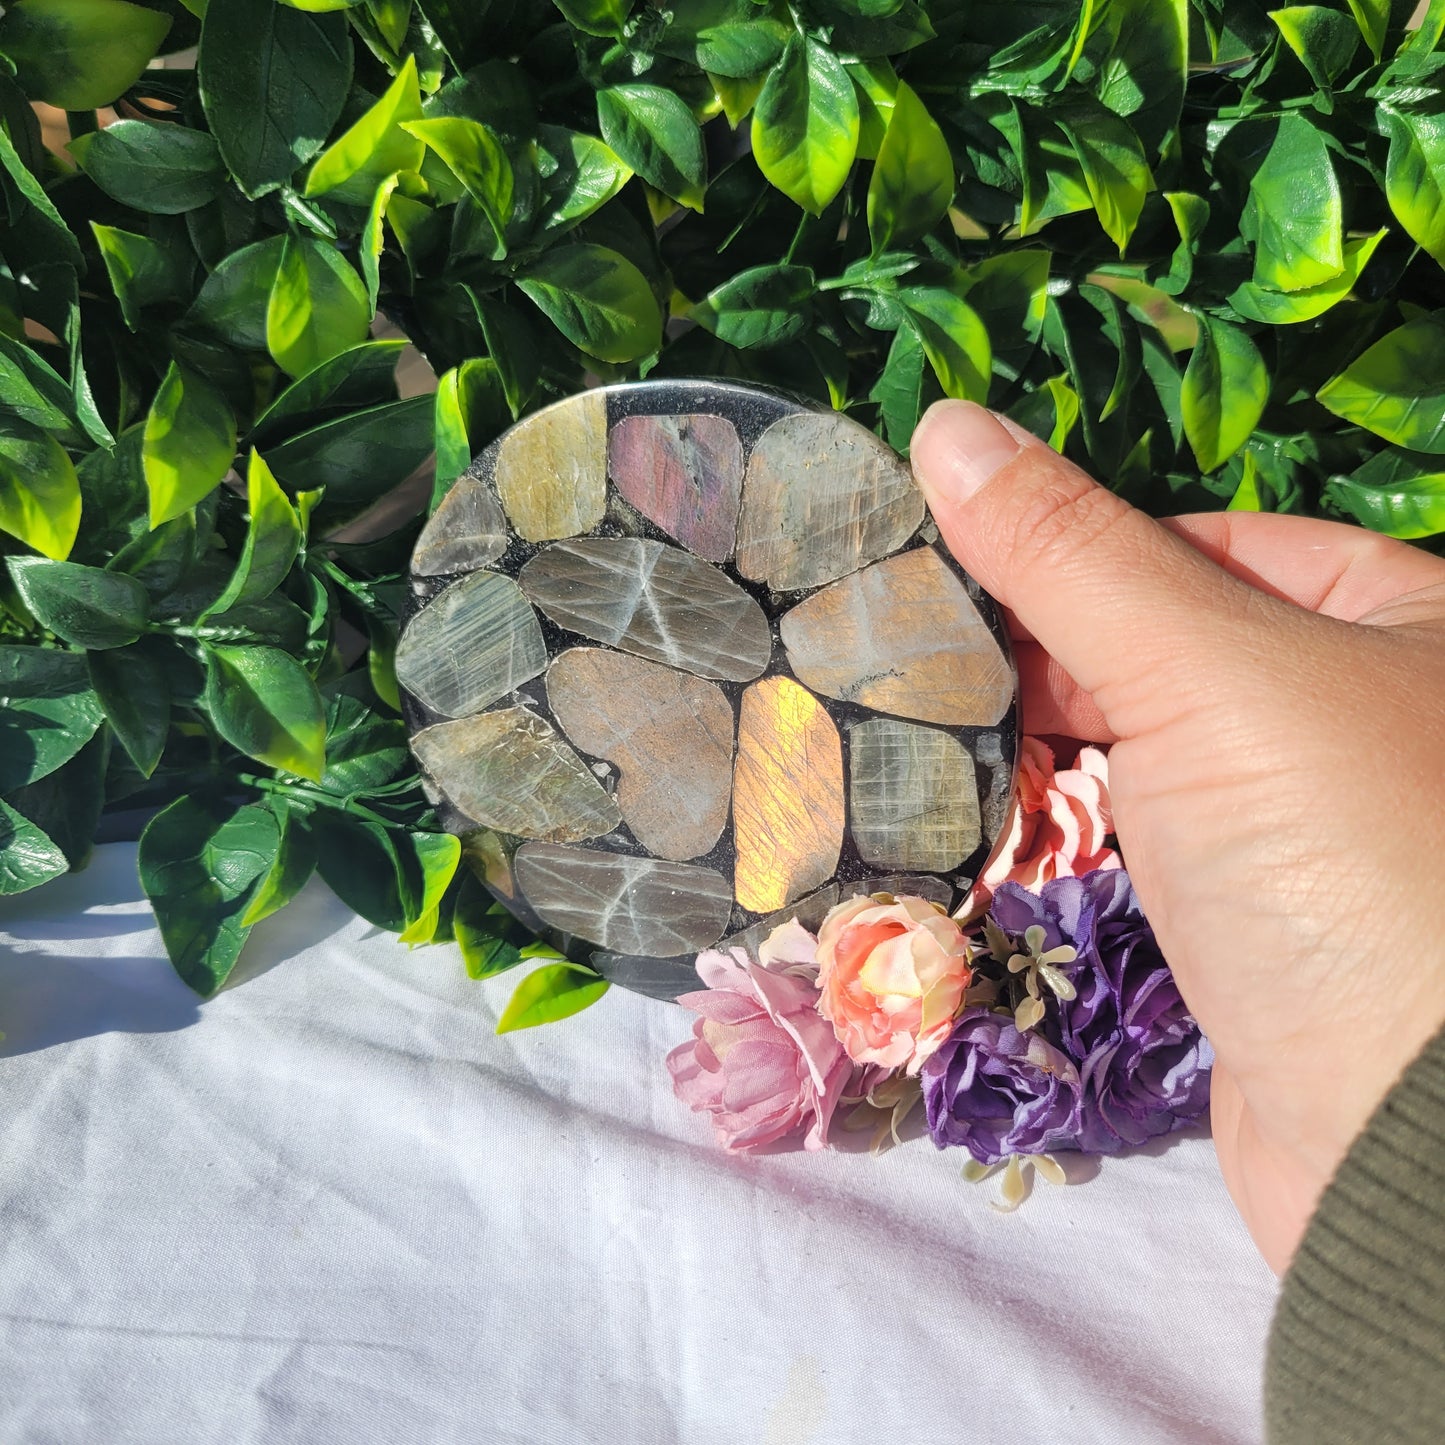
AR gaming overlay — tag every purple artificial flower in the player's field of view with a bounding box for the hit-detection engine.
[920,1010,1085,1165]
[990,870,1213,1153]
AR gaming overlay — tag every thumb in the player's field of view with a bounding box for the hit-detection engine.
[910,400,1290,736]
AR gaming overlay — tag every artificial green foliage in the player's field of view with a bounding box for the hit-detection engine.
[1,0,1444,1015]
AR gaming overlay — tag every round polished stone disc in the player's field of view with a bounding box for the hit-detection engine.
[400,381,1020,1000]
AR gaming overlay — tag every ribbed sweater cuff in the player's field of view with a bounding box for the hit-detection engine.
[1266,1021,1445,1445]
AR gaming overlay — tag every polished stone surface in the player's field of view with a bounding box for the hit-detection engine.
[732,676,844,914]
[520,537,771,682]
[547,648,733,861]
[780,547,1013,726]
[609,413,743,563]
[735,411,925,591]
[412,469,508,576]
[395,570,546,718]
[494,390,608,542]
[413,708,621,843]
[515,843,733,957]
[848,718,981,872]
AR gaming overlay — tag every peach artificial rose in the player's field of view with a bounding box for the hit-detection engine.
[815,895,974,1075]
[960,738,1120,920]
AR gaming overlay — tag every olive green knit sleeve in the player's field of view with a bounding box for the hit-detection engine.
[1266,1022,1445,1445]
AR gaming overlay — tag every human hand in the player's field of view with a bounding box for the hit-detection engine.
[910,400,1445,1274]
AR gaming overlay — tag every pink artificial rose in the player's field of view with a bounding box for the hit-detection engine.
[815,896,974,1075]
[667,920,854,1153]
[961,738,1121,920]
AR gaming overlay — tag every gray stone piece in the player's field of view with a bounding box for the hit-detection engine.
[547,648,734,861]
[411,468,508,576]
[734,410,925,591]
[515,843,734,957]
[780,547,1014,727]
[413,708,621,843]
[519,536,771,682]
[848,718,982,872]
[395,570,547,718]
[589,951,702,1002]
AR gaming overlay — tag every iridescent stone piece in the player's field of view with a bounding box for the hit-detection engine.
[520,537,771,682]
[608,413,743,562]
[547,648,733,862]
[780,547,1013,727]
[413,708,621,843]
[399,380,1020,1002]
[395,570,546,718]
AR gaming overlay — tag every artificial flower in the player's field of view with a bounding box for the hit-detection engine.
[920,1010,1084,1165]
[990,871,1212,1152]
[667,921,853,1152]
[961,738,1120,919]
[815,894,974,1074]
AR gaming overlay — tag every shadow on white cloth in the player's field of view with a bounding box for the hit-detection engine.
[0,845,1277,1445]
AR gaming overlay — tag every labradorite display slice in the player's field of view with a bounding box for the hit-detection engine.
[519,537,771,682]
[780,547,1013,727]
[608,412,743,563]
[412,468,508,576]
[413,708,621,843]
[494,390,607,542]
[514,844,733,957]
[547,648,734,862]
[848,718,981,873]
[395,570,546,718]
[734,410,925,591]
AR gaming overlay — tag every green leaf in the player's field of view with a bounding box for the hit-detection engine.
[898,287,992,404]
[829,1,933,57]
[517,244,663,364]
[1182,315,1269,473]
[360,171,400,312]
[535,127,633,240]
[1324,450,1445,537]
[1246,115,1343,293]
[304,53,424,206]
[0,687,103,792]
[68,121,224,215]
[309,810,407,930]
[659,6,789,78]
[86,638,169,776]
[1158,191,1210,295]
[265,235,372,380]
[551,0,630,38]
[248,338,405,449]
[869,321,928,451]
[691,264,815,349]
[0,124,81,267]
[1317,316,1445,453]
[0,0,171,109]
[752,36,860,216]
[397,830,461,944]
[139,795,280,995]
[1345,0,1388,59]
[89,223,190,330]
[597,84,707,212]
[7,557,149,649]
[0,418,80,559]
[204,644,326,781]
[199,0,352,197]
[469,292,541,418]
[186,235,288,351]
[0,332,77,436]
[202,452,302,621]
[318,693,409,793]
[0,797,68,895]
[1094,0,1187,156]
[453,872,525,979]
[434,357,507,499]
[142,363,238,528]
[1269,6,1359,89]
[866,82,953,255]
[1230,228,1388,325]
[0,645,87,698]
[402,116,514,245]
[1383,108,1445,270]
[496,961,609,1033]
[1227,452,1265,512]
[239,800,316,927]
[1058,105,1152,256]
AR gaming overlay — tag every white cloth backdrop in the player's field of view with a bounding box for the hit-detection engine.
[0,844,1277,1445]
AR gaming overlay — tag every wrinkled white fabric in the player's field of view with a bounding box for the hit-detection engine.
[0,845,1276,1445]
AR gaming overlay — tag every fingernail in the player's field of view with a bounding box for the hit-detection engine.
[912,400,1023,507]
